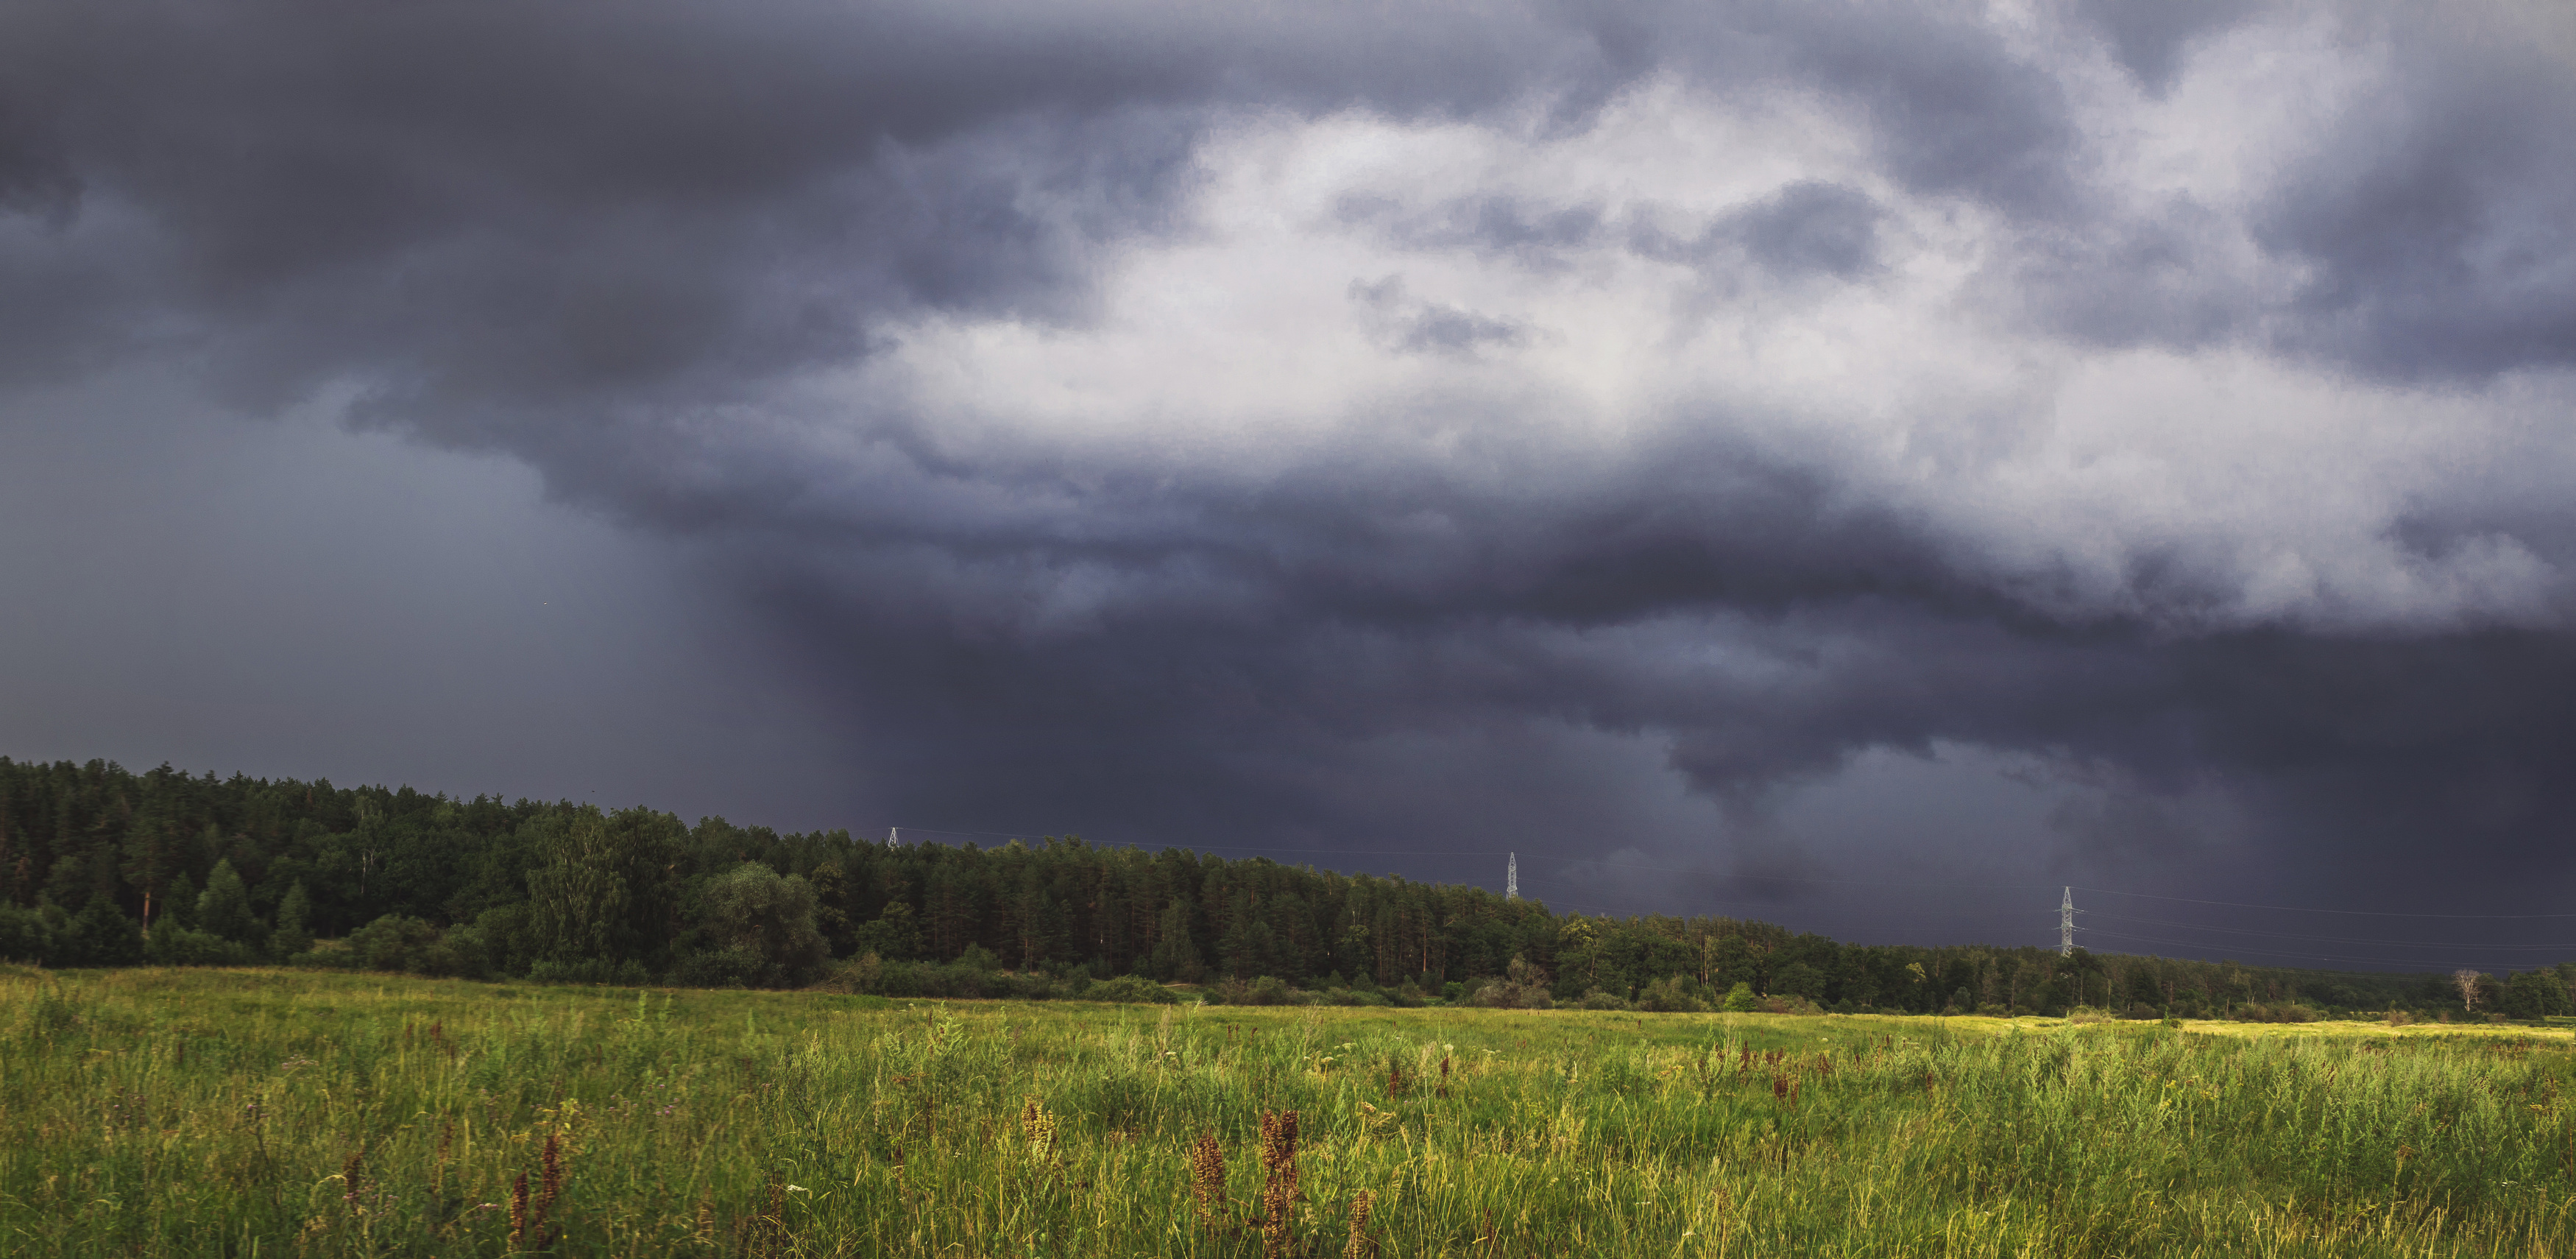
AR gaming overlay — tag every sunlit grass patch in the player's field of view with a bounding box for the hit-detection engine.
[7,968,2575,1256]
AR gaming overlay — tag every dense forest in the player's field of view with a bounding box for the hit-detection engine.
[1,758,2564,1018]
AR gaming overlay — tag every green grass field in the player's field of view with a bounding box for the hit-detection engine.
[7,966,2576,1257]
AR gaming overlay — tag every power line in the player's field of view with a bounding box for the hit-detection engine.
[2073,886,2576,920]
[885,827,1509,858]
[2077,928,2566,970]
[2086,911,2576,949]
[882,825,2573,957]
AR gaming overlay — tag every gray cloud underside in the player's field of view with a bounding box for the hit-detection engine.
[6,0,2576,930]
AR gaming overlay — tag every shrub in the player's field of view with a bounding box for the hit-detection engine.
[2228,1002,2317,1024]
[526,957,651,985]
[1637,976,1708,1013]
[1720,982,1758,1013]
[1079,975,1182,1005]
[1204,976,1302,1006]
[345,915,445,973]
[1473,956,1554,1010]
[669,946,771,989]
[0,903,54,964]
[145,916,256,967]
[1581,988,1631,1011]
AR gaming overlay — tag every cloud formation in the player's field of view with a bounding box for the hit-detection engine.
[5,0,2575,949]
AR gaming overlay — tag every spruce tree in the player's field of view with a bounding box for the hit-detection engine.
[269,882,312,958]
[197,859,255,942]
[71,894,144,967]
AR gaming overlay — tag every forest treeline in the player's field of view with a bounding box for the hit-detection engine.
[1,758,2565,1018]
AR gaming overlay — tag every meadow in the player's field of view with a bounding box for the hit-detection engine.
[6,966,2576,1257]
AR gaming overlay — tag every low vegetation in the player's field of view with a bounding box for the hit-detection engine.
[10,965,2576,1257]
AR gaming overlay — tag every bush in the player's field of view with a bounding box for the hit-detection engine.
[1721,982,1758,1013]
[1473,956,1554,1010]
[821,956,1091,1000]
[0,903,54,964]
[1580,988,1632,1011]
[344,915,439,973]
[1078,975,1181,1005]
[1638,976,1708,1013]
[2227,1002,2317,1024]
[144,917,256,967]
[2123,1002,2162,1020]
[526,957,651,986]
[669,946,772,989]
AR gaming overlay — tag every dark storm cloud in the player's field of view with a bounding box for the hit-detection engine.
[2070,0,2262,95]
[7,0,2576,948]
[2254,10,2576,380]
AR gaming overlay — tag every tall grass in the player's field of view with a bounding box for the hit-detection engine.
[5,964,2575,1256]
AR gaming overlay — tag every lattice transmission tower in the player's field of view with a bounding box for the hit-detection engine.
[1506,853,1518,901]
[2059,886,2076,956]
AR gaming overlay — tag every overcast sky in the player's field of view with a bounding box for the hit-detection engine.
[5,0,2574,967]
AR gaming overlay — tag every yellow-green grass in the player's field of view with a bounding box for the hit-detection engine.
[7,965,2576,1257]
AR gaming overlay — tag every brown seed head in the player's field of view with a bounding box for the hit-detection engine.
[1021,1096,1058,1153]
[539,1132,565,1203]
[1189,1132,1227,1217]
[1259,1110,1301,1175]
[1258,1111,1303,1255]
[1343,1190,1379,1259]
